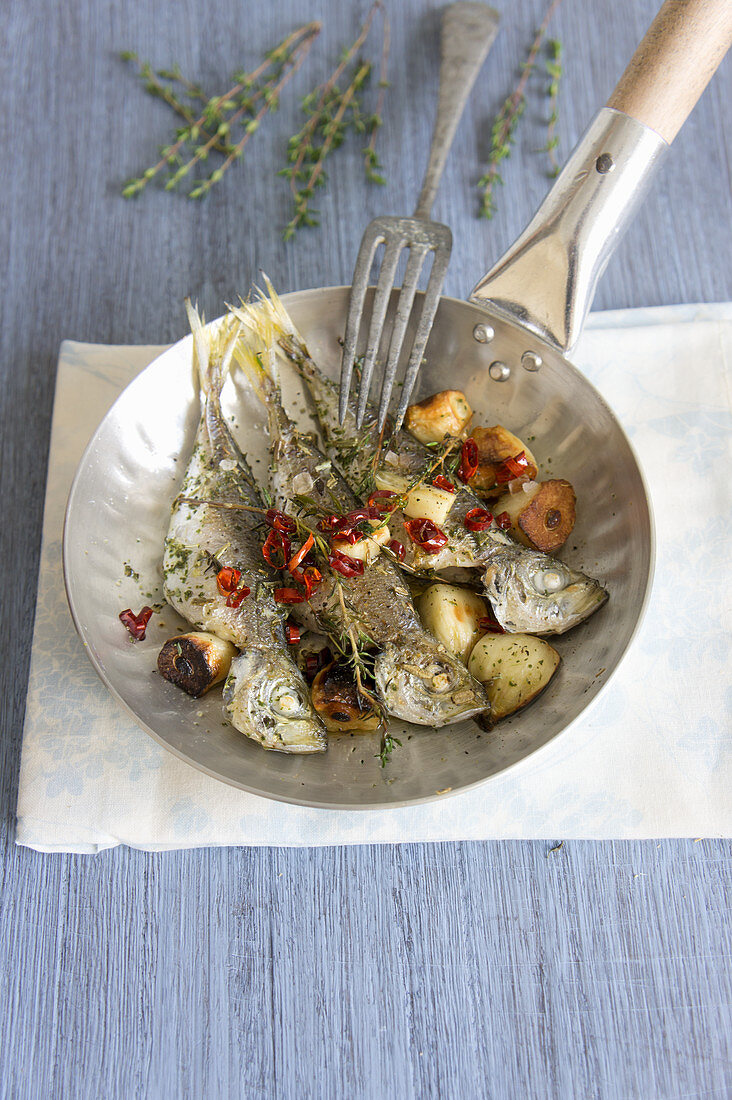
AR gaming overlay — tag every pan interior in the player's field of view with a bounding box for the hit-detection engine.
[63,288,652,808]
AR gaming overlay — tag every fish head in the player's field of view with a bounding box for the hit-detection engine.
[374,639,489,726]
[482,549,608,636]
[223,649,326,753]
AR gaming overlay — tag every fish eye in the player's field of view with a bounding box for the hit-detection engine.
[532,567,567,595]
[423,661,457,694]
[270,682,307,718]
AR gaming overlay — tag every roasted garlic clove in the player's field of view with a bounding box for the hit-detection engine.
[493,479,576,553]
[405,390,472,445]
[469,425,538,497]
[311,661,384,733]
[157,632,238,697]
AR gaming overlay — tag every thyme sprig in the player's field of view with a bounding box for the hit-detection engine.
[377,732,402,767]
[333,582,380,705]
[541,39,563,177]
[120,53,228,154]
[280,0,390,240]
[477,0,562,219]
[121,22,321,200]
[363,6,391,184]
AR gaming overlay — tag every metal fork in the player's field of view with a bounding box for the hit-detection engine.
[339,2,499,431]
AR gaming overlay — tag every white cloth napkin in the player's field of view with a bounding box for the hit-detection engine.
[16,304,732,852]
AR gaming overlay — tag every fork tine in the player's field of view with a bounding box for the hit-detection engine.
[390,246,451,431]
[355,239,404,427]
[375,244,429,430]
[339,228,383,424]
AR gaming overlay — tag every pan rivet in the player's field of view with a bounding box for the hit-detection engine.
[596,153,614,174]
[473,323,495,343]
[522,351,542,372]
[489,360,510,382]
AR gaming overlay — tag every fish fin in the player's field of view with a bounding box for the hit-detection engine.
[231,275,313,373]
[184,298,211,396]
[232,337,281,407]
[231,316,295,446]
[185,298,241,400]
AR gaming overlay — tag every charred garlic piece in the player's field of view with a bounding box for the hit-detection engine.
[158,632,238,697]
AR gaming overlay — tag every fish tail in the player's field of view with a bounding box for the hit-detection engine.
[184,298,241,403]
[233,339,280,406]
[232,319,294,445]
[232,275,319,385]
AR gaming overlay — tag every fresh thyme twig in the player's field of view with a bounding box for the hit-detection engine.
[155,64,209,106]
[187,33,318,200]
[280,0,389,240]
[175,496,268,517]
[119,53,229,154]
[477,0,562,218]
[121,22,321,199]
[541,38,563,177]
[334,581,381,711]
[377,731,402,767]
[363,6,391,184]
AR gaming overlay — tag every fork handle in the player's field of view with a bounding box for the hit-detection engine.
[413,3,500,220]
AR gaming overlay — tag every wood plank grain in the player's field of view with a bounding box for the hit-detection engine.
[0,0,730,1097]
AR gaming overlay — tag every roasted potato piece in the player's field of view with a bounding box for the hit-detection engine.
[402,482,456,526]
[374,469,457,526]
[405,389,473,445]
[468,633,560,721]
[492,479,576,553]
[469,425,538,498]
[417,583,489,663]
[311,661,384,733]
[331,522,391,563]
[158,632,237,697]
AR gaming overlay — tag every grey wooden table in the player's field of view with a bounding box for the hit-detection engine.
[2,1,730,1096]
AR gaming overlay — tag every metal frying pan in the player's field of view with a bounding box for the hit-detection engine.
[64,0,731,808]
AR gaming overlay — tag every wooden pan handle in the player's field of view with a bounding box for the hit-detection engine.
[608,0,732,143]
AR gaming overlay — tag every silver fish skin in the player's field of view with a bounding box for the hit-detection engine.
[232,333,489,728]
[163,307,325,753]
[247,284,608,637]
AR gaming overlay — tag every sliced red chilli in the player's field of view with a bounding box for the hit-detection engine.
[327,549,365,577]
[495,511,512,530]
[274,587,305,604]
[387,539,406,562]
[284,621,301,645]
[457,438,479,482]
[304,646,332,681]
[478,615,505,635]
[329,522,361,545]
[226,585,250,608]
[403,518,448,554]
[332,508,382,544]
[262,529,291,569]
[367,490,398,514]
[494,451,530,484]
[316,514,340,534]
[290,564,322,599]
[432,474,455,493]
[304,652,319,680]
[301,565,322,597]
[288,533,315,575]
[464,507,493,532]
[216,566,242,596]
[265,509,297,535]
[119,606,153,641]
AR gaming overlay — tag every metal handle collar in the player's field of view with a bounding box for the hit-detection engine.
[469,108,669,353]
